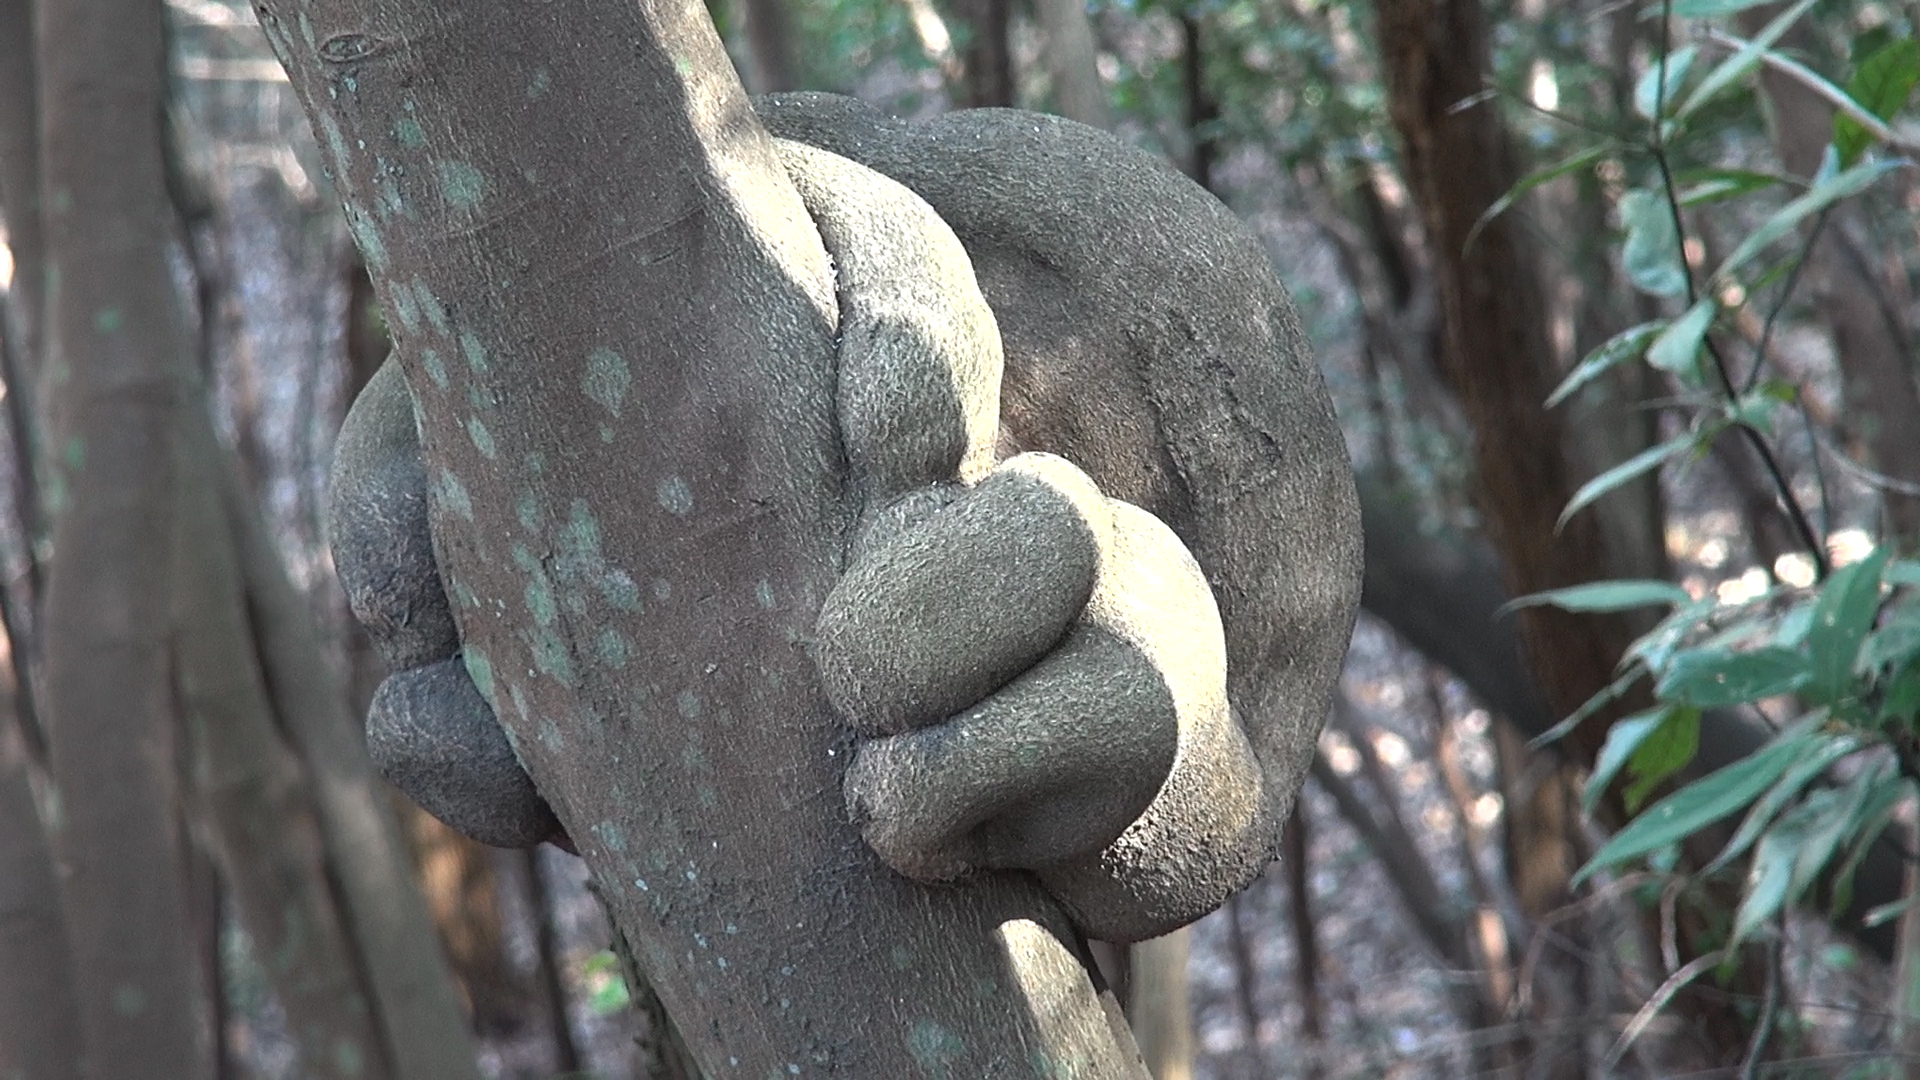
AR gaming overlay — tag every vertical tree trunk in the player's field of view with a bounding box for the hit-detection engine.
[174,403,393,1080]
[37,0,214,1072]
[0,716,80,1080]
[736,0,800,94]
[0,0,46,384]
[1128,932,1192,1080]
[400,806,529,1036]
[1035,0,1109,130]
[224,464,482,1080]
[256,0,1146,1073]
[954,0,1016,106]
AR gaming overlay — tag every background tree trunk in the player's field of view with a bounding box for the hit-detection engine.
[0,712,80,1080]
[37,0,214,1072]
[1035,0,1109,130]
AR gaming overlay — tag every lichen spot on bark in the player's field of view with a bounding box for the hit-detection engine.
[433,467,473,520]
[466,416,497,458]
[344,203,388,273]
[92,308,121,333]
[591,820,628,853]
[458,330,491,375]
[395,116,426,149]
[908,1018,965,1077]
[435,160,487,211]
[527,69,552,101]
[656,475,694,516]
[414,279,450,335]
[594,628,631,669]
[463,648,497,707]
[583,347,631,416]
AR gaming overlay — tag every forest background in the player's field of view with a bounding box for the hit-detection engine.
[6,0,1920,1076]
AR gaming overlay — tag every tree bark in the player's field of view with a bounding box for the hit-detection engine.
[1127,932,1192,1080]
[256,1,1146,1073]
[224,459,482,1080]
[1035,0,1109,130]
[954,0,1016,106]
[400,806,529,1036]
[736,0,800,94]
[174,403,392,1080]
[0,716,80,1080]
[0,0,46,384]
[37,0,215,1072]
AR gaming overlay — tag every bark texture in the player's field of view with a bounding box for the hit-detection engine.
[1035,0,1109,130]
[37,0,212,1073]
[0,718,79,1080]
[259,3,1147,1072]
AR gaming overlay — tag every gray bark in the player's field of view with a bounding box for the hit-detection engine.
[38,0,214,1072]
[0,720,79,1080]
[1034,0,1110,130]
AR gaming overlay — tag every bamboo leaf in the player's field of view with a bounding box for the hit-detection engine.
[1620,188,1690,298]
[1669,0,1778,14]
[1803,547,1889,705]
[1715,159,1907,284]
[1548,321,1666,408]
[1656,645,1810,706]
[1676,0,1822,120]
[1585,707,1672,813]
[1576,730,1812,885]
[1646,298,1717,377]
[1636,45,1699,119]
[1469,144,1610,254]
[1836,36,1920,166]
[1503,579,1694,615]
[1624,705,1701,811]
[1559,435,1695,530]
[1707,731,1860,874]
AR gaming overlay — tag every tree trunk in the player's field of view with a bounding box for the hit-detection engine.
[224,460,482,1080]
[0,0,45,384]
[400,805,530,1036]
[736,0,800,94]
[1035,0,1109,129]
[38,0,216,1074]
[173,402,392,1080]
[0,716,80,1080]
[1128,933,1192,1080]
[257,1,1146,1074]
[954,0,1016,106]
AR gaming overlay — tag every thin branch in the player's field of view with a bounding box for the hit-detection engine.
[1604,949,1731,1070]
[1739,929,1783,1079]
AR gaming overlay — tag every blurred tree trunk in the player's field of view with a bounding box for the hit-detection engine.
[0,0,46,386]
[953,0,1015,106]
[1741,5,1920,540]
[1128,932,1192,1080]
[37,0,214,1072]
[0,711,80,1080]
[224,458,482,1080]
[400,806,533,1036]
[1035,0,1109,129]
[174,401,393,1080]
[1373,0,1755,1064]
[736,0,799,93]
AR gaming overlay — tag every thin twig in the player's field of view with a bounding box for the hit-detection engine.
[1741,209,1830,396]
[1739,929,1784,1078]
[1604,949,1731,1070]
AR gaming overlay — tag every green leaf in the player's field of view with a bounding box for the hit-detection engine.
[1803,547,1889,705]
[1715,159,1908,284]
[1646,298,1717,378]
[1677,168,1790,207]
[1732,816,1802,946]
[1470,145,1610,254]
[1624,705,1702,811]
[1655,646,1810,706]
[1836,37,1920,166]
[1866,894,1920,927]
[1889,560,1920,588]
[1637,45,1699,119]
[1560,434,1695,530]
[1576,729,1812,886]
[1530,665,1648,750]
[1585,707,1672,813]
[1669,0,1778,13]
[1620,189,1690,298]
[1830,767,1906,919]
[1504,579,1694,615]
[1706,731,1860,873]
[1630,597,1722,672]
[1882,659,1920,726]
[1677,0,1822,120]
[1548,321,1667,408]
[1862,603,1920,673]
